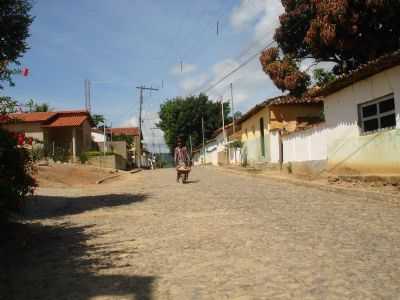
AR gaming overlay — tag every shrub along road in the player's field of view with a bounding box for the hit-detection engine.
[3,167,400,299]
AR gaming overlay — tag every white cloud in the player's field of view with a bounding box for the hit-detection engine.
[175,0,284,112]
[170,63,197,76]
[121,110,169,152]
[231,0,283,41]
[254,2,283,42]
[231,0,266,30]
[121,116,138,128]
[206,58,279,106]
[180,73,209,94]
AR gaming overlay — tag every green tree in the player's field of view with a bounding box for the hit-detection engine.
[234,111,242,120]
[34,102,51,112]
[313,68,336,87]
[0,0,34,88]
[0,1,35,220]
[0,96,18,114]
[158,94,231,151]
[260,0,400,95]
[92,114,105,128]
[0,96,36,219]
[113,134,133,146]
[25,99,52,112]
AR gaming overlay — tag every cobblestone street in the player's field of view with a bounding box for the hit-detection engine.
[5,167,400,300]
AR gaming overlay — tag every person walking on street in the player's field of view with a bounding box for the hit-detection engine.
[174,137,191,183]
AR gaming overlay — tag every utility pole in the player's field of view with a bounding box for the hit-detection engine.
[150,127,160,169]
[189,135,193,156]
[110,122,113,142]
[136,85,159,168]
[221,98,226,143]
[230,83,235,134]
[202,117,205,165]
[84,79,92,112]
[103,118,106,157]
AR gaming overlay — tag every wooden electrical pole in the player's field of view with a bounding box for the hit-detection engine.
[230,83,235,134]
[221,98,226,143]
[136,85,158,168]
[202,116,206,165]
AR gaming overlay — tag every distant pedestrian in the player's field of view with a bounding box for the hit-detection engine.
[174,137,191,183]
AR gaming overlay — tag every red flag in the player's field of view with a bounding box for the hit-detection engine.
[21,67,29,77]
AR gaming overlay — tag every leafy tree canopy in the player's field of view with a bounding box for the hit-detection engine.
[0,0,34,88]
[112,134,133,146]
[233,111,243,120]
[25,99,52,112]
[0,96,18,114]
[260,0,400,95]
[313,68,336,87]
[157,94,231,152]
[91,114,105,128]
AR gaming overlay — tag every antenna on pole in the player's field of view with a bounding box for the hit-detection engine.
[88,80,91,112]
[84,79,92,112]
[136,85,159,168]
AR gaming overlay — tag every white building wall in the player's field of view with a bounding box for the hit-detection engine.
[269,131,280,163]
[282,124,328,163]
[91,131,106,143]
[192,151,202,166]
[228,148,241,165]
[324,65,400,173]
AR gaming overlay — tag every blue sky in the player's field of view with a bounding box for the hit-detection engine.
[2,0,285,152]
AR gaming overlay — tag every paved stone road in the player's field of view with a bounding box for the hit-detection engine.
[5,167,400,300]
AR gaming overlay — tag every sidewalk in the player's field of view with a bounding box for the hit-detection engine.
[216,164,400,203]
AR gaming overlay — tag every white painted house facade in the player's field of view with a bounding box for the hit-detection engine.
[279,51,400,175]
[322,54,400,174]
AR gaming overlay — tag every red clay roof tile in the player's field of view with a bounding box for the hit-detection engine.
[43,115,88,127]
[108,127,139,136]
[8,112,56,123]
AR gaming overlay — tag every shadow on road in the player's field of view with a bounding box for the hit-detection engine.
[0,221,155,300]
[184,180,200,184]
[26,193,147,219]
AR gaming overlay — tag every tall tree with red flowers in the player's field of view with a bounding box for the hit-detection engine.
[260,0,400,95]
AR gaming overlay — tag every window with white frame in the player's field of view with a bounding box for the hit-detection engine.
[358,94,396,134]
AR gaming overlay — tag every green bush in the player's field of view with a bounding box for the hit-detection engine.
[79,152,88,164]
[31,146,46,162]
[85,150,114,157]
[0,129,36,220]
[51,146,70,162]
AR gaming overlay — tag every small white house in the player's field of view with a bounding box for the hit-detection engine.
[322,51,400,174]
[280,50,400,175]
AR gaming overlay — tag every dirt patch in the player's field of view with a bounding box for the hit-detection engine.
[35,164,119,188]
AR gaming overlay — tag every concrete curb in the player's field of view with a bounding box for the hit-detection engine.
[217,166,400,204]
[96,174,121,184]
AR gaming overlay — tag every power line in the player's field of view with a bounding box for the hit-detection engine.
[187,13,309,98]
[190,39,276,96]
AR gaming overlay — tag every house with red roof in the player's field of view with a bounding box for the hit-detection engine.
[106,127,142,166]
[0,110,94,161]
